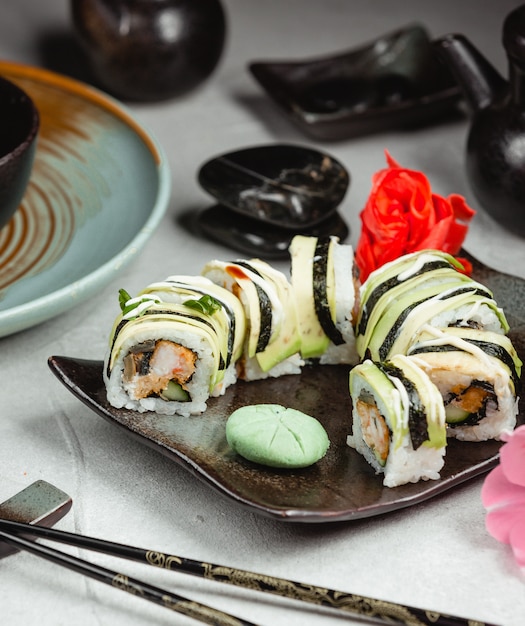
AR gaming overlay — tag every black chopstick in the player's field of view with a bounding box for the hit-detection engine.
[0,528,257,626]
[0,518,499,626]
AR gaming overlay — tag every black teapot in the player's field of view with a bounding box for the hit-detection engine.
[436,4,525,233]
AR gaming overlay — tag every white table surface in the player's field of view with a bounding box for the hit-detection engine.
[1,1,525,624]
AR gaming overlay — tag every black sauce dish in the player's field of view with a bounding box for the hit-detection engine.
[248,24,462,140]
[195,143,351,258]
[198,144,349,229]
[196,204,349,260]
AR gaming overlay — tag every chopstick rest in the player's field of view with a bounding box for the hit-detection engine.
[0,479,72,559]
[0,518,500,626]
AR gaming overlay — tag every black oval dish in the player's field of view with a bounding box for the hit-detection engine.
[48,252,525,523]
[196,204,349,259]
[198,144,349,229]
[248,24,462,140]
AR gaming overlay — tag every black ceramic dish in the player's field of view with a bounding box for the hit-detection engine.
[198,144,349,229]
[248,24,462,140]
[48,253,525,523]
[196,204,349,259]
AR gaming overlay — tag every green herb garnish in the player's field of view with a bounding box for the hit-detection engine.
[118,288,160,319]
[119,288,132,312]
[184,294,221,315]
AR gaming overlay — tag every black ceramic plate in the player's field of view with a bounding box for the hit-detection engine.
[248,24,462,140]
[48,254,525,523]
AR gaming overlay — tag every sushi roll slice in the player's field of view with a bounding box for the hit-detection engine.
[202,258,303,380]
[104,292,233,417]
[356,251,508,361]
[289,234,359,365]
[407,325,522,441]
[358,249,467,320]
[356,250,474,352]
[364,281,507,362]
[347,354,447,487]
[137,275,246,392]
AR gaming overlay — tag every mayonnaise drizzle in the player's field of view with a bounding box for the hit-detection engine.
[121,294,162,320]
[388,375,410,434]
[396,252,446,282]
[411,324,493,368]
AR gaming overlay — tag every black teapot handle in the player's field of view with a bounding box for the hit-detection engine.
[503,4,525,70]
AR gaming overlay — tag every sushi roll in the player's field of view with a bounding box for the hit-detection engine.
[358,249,467,319]
[202,258,303,380]
[104,291,237,417]
[356,250,472,349]
[137,275,246,391]
[347,354,447,487]
[289,234,359,365]
[407,325,522,441]
[356,250,508,361]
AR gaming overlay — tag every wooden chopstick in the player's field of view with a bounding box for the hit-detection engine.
[0,528,257,626]
[0,518,499,626]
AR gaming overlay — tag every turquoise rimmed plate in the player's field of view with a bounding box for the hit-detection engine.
[0,61,171,337]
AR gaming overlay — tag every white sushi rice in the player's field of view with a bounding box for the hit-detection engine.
[347,426,446,488]
[319,321,359,364]
[429,300,507,335]
[238,352,304,381]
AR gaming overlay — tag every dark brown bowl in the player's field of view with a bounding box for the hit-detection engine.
[71,0,227,102]
[0,74,39,230]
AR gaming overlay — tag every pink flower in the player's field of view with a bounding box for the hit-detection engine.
[481,425,525,567]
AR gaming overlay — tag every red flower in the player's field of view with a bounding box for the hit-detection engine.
[481,425,525,568]
[355,152,476,281]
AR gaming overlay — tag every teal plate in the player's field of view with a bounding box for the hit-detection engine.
[0,61,171,337]
[48,254,525,523]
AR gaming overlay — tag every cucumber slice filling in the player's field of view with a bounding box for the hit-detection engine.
[445,380,496,427]
[160,380,190,402]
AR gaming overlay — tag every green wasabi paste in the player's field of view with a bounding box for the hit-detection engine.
[226,404,330,468]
